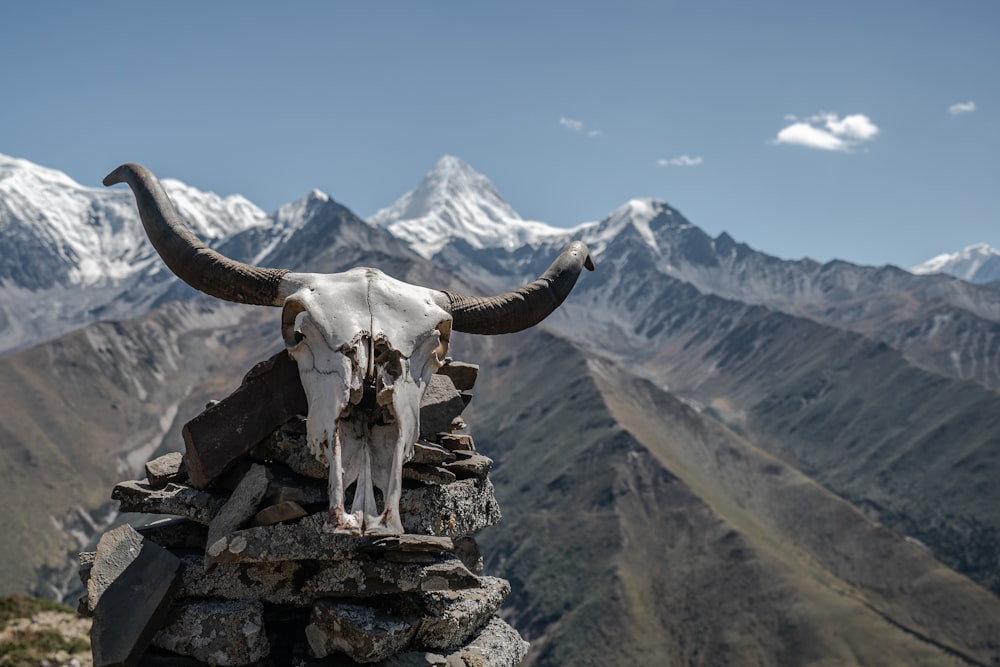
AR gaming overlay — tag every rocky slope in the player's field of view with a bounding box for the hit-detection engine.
[460,330,1000,666]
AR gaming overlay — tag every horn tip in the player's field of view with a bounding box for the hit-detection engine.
[103,163,131,187]
[567,241,595,271]
[102,162,148,188]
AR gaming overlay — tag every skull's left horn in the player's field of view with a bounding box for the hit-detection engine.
[442,241,594,335]
[104,163,290,306]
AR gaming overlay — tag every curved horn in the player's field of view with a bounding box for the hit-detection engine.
[443,241,594,335]
[103,163,290,306]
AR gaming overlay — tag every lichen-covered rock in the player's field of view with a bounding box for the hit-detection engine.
[415,577,510,650]
[337,617,527,667]
[179,554,480,604]
[448,616,529,667]
[403,464,457,485]
[410,441,455,466]
[301,577,507,663]
[400,478,501,537]
[152,599,269,666]
[441,452,491,480]
[205,513,456,564]
[252,427,326,480]
[307,601,417,662]
[113,480,227,524]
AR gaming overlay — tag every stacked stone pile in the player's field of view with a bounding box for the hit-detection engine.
[77,352,528,667]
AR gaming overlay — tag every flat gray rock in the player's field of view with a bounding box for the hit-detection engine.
[152,599,269,666]
[377,617,527,667]
[415,577,510,650]
[113,480,227,525]
[435,362,479,392]
[88,525,182,667]
[302,577,508,662]
[410,441,455,466]
[252,428,326,480]
[442,452,492,480]
[179,553,481,604]
[434,434,475,452]
[253,500,308,526]
[137,518,209,550]
[145,452,186,488]
[206,513,456,564]
[419,375,466,438]
[403,463,458,486]
[206,463,271,560]
[399,478,501,537]
[447,616,529,667]
[307,601,416,662]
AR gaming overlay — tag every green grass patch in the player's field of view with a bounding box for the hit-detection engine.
[0,595,76,627]
[0,595,89,667]
[0,628,89,667]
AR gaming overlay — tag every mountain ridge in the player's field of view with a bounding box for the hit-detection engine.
[914,242,1000,284]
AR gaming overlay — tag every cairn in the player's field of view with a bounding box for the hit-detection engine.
[78,352,527,666]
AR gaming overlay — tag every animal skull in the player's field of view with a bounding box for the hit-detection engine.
[105,163,593,535]
[281,269,451,533]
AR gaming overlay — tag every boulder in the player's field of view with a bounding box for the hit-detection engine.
[145,452,186,488]
[88,525,182,667]
[307,601,417,662]
[205,464,271,560]
[152,599,269,666]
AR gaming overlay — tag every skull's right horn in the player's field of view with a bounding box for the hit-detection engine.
[442,241,595,335]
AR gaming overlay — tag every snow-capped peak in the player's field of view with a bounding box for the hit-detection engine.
[369,155,564,258]
[577,198,686,257]
[0,153,269,285]
[912,243,1000,284]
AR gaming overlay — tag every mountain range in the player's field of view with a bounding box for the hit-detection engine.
[913,243,1000,285]
[2,152,1000,665]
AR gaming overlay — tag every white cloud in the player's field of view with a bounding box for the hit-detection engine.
[824,113,879,140]
[776,122,848,151]
[560,117,585,132]
[773,112,879,152]
[949,100,976,116]
[657,155,703,167]
[560,116,601,138]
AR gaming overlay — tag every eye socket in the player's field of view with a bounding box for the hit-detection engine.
[281,298,309,348]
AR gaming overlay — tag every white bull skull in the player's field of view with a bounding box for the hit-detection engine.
[106,163,593,535]
[281,269,451,533]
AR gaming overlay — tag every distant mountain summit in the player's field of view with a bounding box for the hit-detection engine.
[0,153,267,290]
[912,243,1000,284]
[368,155,566,258]
[0,153,326,354]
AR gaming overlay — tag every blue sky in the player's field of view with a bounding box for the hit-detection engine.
[1,1,996,268]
